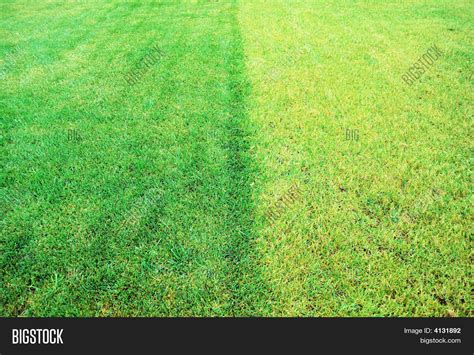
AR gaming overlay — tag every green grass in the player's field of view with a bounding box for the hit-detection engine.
[1,0,471,316]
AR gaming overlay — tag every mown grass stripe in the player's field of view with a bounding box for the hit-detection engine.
[0,1,264,316]
[219,1,268,316]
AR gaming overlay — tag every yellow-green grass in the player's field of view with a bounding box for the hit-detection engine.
[240,0,472,316]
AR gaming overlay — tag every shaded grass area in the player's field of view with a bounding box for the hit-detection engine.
[220,4,270,315]
[239,0,472,316]
[1,0,263,316]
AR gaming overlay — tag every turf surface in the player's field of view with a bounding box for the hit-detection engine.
[1,0,471,316]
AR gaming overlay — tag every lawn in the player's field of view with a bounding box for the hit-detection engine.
[1,0,471,316]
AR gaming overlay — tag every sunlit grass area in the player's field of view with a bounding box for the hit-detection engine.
[240,0,472,316]
[1,0,471,316]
